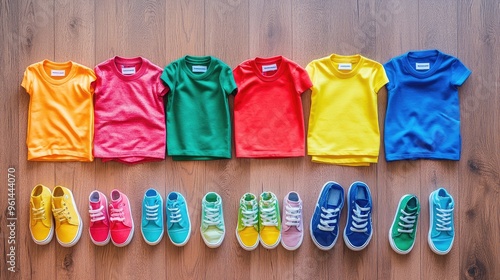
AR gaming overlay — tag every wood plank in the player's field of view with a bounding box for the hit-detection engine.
[418,0,460,279]
[16,0,56,279]
[458,0,500,279]
[375,0,420,279]
[203,0,250,278]
[0,0,20,278]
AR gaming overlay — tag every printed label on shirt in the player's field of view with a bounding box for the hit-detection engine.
[122,67,136,75]
[262,64,278,72]
[415,63,430,70]
[338,63,352,70]
[192,65,207,73]
[51,70,66,76]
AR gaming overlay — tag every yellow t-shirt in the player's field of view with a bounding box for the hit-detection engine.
[306,54,388,166]
[22,60,96,161]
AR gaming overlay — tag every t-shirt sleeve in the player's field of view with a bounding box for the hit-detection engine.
[291,64,313,95]
[373,63,389,94]
[160,63,177,93]
[383,61,395,91]
[21,67,32,95]
[451,58,471,87]
[221,66,237,96]
[88,69,97,96]
[91,66,101,96]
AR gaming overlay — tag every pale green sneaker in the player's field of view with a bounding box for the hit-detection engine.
[200,192,225,248]
[389,194,420,254]
[259,191,281,249]
[235,193,259,250]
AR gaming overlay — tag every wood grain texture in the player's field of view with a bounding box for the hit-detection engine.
[1,0,499,279]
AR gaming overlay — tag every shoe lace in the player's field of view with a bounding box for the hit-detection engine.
[284,204,301,227]
[203,205,221,226]
[89,205,105,222]
[145,203,159,221]
[52,204,70,223]
[261,201,278,226]
[348,203,370,233]
[317,206,340,231]
[32,203,46,220]
[168,203,182,223]
[109,205,125,222]
[398,209,417,233]
[435,207,453,231]
[241,205,258,227]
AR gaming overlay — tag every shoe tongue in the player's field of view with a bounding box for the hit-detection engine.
[405,203,418,213]
[244,200,255,210]
[90,201,101,209]
[32,195,43,208]
[287,199,300,207]
[53,196,64,208]
[355,199,369,207]
[437,196,452,209]
[145,196,156,206]
[112,195,123,205]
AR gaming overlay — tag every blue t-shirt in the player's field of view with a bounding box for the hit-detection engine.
[383,50,471,161]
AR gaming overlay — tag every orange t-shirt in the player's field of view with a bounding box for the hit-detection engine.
[22,60,96,161]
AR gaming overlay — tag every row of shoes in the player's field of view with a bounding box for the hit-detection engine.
[30,183,455,254]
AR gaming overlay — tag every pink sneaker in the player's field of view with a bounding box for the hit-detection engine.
[88,190,110,245]
[281,191,304,250]
[109,189,134,247]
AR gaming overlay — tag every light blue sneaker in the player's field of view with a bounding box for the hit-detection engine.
[343,181,373,251]
[310,181,344,250]
[141,188,164,245]
[166,192,191,246]
[428,188,455,255]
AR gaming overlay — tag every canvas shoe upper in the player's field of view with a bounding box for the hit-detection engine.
[166,192,191,246]
[141,188,164,245]
[30,184,54,245]
[236,193,259,250]
[259,191,281,249]
[389,194,420,254]
[109,189,134,247]
[281,191,303,251]
[310,181,345,250]
[344,181,373,251]
[428,188,455,255]
[88,190,110,246]
[200,192,225,248]
[52,186,83,247]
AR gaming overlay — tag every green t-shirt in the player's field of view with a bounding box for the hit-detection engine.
[161,56,237,160]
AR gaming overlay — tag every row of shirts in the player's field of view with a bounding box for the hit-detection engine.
[22,49,471,165]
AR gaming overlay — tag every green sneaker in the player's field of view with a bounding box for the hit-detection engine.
[259,192,281,249]
[389,194,420,254]
[236,193,259,250]
[200,192,225,248]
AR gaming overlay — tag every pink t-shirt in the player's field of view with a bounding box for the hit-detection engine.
[93,56,167,164]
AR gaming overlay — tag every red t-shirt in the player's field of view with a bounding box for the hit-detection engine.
[93,56,168,164]
[233,56,312,158]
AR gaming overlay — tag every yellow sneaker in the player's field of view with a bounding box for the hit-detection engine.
[52,186,83,247]
[235,193,259,250]
[259,192,281,249]
[30,184,54,245]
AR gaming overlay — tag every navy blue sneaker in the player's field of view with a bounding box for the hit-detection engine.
[343,181,373,251]
[310,181,344,250]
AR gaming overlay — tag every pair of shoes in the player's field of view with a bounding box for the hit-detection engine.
[200,192,225,248]
[310,181,373,251]
[389,188,455,255]
[30,184,83,247]
[236,192,281,250]
[141,190,192,246]
[281,191,304,251]
[141,190,191,246]
[89,189,134,247]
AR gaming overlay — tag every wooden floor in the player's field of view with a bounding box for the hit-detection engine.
[1,0,499,279]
